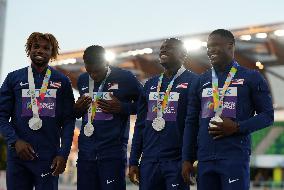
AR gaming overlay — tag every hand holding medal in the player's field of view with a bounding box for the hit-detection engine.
[84,67,111,136]
[208,62,239,139]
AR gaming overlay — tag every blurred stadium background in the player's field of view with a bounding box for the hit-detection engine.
[1,1,284,190]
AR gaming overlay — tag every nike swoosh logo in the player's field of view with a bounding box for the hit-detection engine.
[81,87,88,90]
[150,86,156,90]
[229,178,239,183]
[172,184,179,187]
[202,82,211,87]
[41,172,51,178]
[20,82,29,86]
[106,180,115,184]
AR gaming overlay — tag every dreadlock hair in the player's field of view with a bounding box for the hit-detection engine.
[83,45,106,65]
[209,29,235,44]
[25,32,60,60]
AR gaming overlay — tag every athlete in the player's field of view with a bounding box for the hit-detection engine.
[74,45,142,190]
[182,29,274,190]
[0,32,75,190]
[129,38,198,190]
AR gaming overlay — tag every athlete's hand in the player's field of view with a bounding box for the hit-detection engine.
[208,117,239,140]
[74,95,92,117]
[51,156,67,176]
[182,161,195,185]
[97,94,122,113]
[129,165,139,185]
[15,139,35,160]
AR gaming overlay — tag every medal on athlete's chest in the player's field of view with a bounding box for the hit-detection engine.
[27,66,51,131]
[152,117,165,131]
[152,66,185,131]
[84,122,94,137]
[29,116,43,130]
[84,67,111,136]
[210,61,238,127]
[209,115,223,128]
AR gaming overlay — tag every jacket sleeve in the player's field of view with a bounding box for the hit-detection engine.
[238,71,274,134]
[182,76,200,162]
[57,77,76,160]
[0,73,19,145]
[129,81,148,166]
[120,73,143,115]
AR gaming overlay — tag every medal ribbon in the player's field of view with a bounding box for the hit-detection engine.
[155,66,186,118]
[87,66,111,124]
[212,61,238,116]
[28,66,52,118]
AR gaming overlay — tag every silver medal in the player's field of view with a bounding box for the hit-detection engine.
[29,117,42,130]
[84,122,94,137]
[209,115,223,128]
[152,117,165,131]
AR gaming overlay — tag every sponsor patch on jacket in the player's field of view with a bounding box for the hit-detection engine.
[201,87,237,118]
[147,92,180,121]
[21,89,57,117]
[83,92,113,121]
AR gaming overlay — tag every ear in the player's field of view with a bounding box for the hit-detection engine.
[227,42,234,50]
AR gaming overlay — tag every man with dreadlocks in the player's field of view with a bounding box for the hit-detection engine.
[129,38,198,190]
[0,32,75,190]
[182,29,274,190]
[74,45,142,190]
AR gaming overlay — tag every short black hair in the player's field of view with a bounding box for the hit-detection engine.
[163,38,186,53]
[209,29,235,44]
[83,45,105,64]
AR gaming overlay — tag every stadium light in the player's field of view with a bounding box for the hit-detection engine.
[201,41,207,47]
[274,29,284,37]
[256,33,267,39]
[256,61,264,70]
[239,35,251,41]
[143,48,153,54]
[105,51,116,62]
[50,58,77,66]
[183,39,202,51]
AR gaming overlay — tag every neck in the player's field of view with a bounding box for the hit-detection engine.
[164,64,182,78]
[32,63,48,73]
[213,59,233,72]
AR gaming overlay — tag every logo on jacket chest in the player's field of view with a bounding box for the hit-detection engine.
[147,92,180,122]
[201,87,237,118]
[21,89,57,117]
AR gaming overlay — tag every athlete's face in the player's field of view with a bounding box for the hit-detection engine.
[207,34,234,67]
[30,38,52,67]
[85,56,108,82]
[159,40,184,69]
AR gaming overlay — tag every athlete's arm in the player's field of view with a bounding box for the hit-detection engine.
[120,73,143,115]
[98,72,142,115]
[0,73,19,145]
[129,81,148,184]
[238,71,274,134]
[182,76,200,184]
[57,78,76,160]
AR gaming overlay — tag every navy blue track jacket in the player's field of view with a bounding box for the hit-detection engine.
[77,66,142,161]
[0,66,75,161]
[182,63,274,162]
[130,70,198,166]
